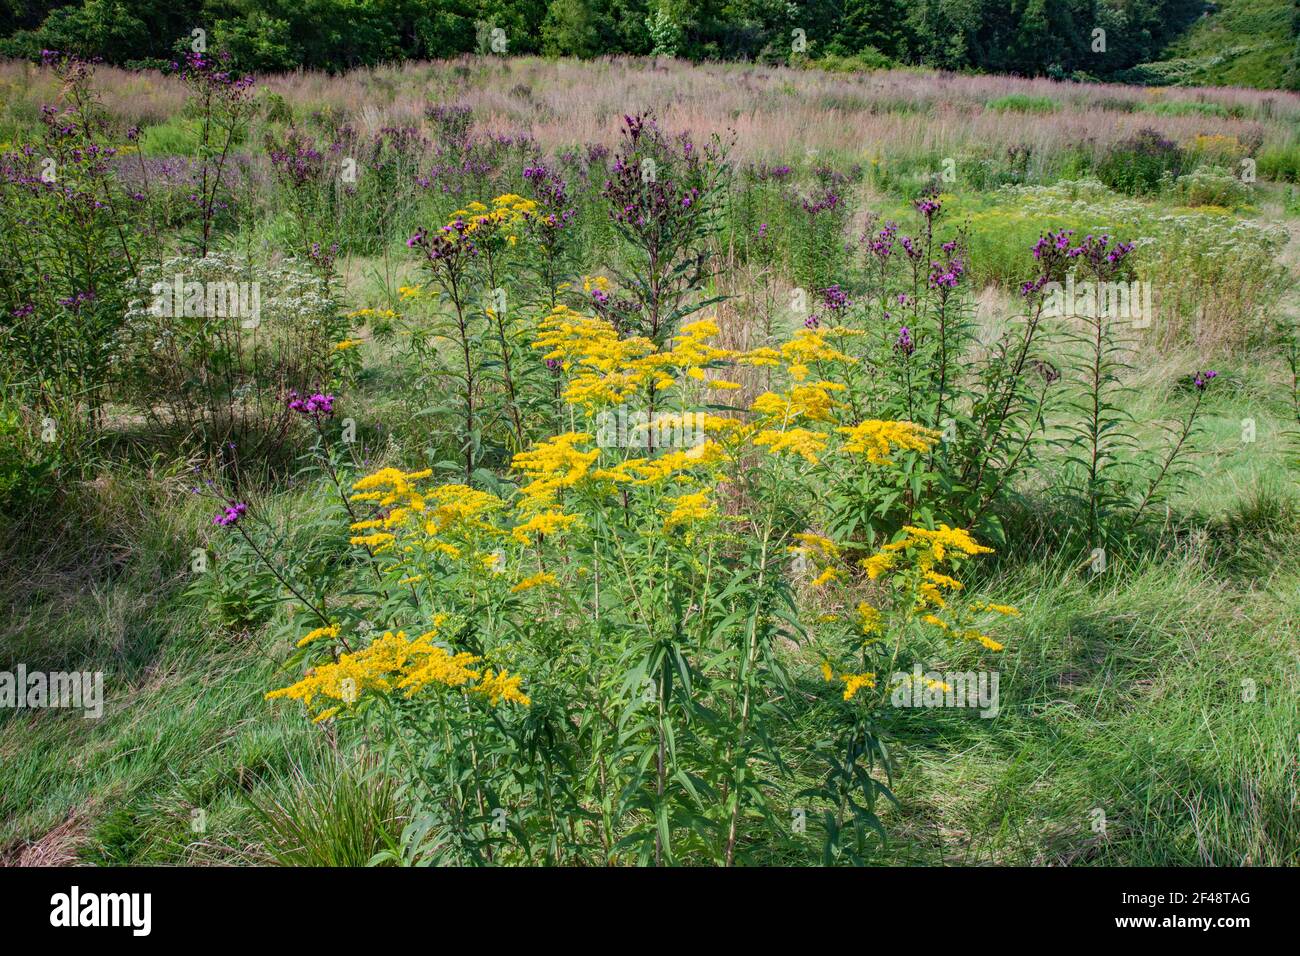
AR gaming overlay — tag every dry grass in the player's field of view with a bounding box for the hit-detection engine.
[3,54,1298,166]
[0,806,91,867]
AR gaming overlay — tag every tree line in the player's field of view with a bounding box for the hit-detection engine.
[0,0,1230,80]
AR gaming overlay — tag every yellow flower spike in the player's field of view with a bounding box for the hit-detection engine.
[510,571,558,593]
[510,509,579,545]
[739,346,781,367]
[958,629,1005,652]
[792,531,840,558]
[752,427,828,464]
[776,328,855,377]
[629,442,727,484]
[971,601,1020,616]
[396,646,483,696]
[856,602,883,637]
[840,672,877,701]
[860,552,895,580]
[512,432,599,506]
[897,523,994,559]
[663,490,716,530]
[473,668,531,707]
[924,571,964,591]
[297,623,341,648]
[809,566,843,588]
[836,420,941,464]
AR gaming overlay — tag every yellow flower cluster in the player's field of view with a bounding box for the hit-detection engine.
[267,624,531,720]
[837,420,940,464]
[451,194,540,247]
[349,467,508,570]
[856,602,883,638]
[821,661,878,701]
[663,490,716,530]
[856,524,1013,654]
[511,509,579,544]
[791,531,840,559]
[750,381,846,424]
[510,571,557,593]
[297,623,340,648]
[740,328,854,381]
[752,427,829,464]
[863,523,993,580]
[533,308,744,410]
[513,431,599,509]
[533,306,661,407]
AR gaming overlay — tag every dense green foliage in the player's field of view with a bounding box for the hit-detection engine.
[3,0,1289,86]
[1122,0,1300,88]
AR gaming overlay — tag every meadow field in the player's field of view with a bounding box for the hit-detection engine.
[1,53,1298,867]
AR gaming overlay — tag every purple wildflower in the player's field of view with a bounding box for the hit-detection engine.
[288,391,335,417]
[895,326,915,357]
[213,502,248,527]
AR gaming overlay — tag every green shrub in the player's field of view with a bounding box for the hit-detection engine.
[1141,100,1231,118]
[987,94,1057,114]
[0,404,55,516]
[1257,142,1300,182]
[1172,166,1251,208]
[1096,128,1185,195]
[813,48,896,73]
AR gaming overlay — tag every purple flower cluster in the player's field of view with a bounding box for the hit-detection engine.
[1070,233,1136,273]
[914,195,942,222]
[409,221,479,265]
[287,391,335,417]
[268,133,326,191]
[424,103,474,149]
[895,326,915,356]
[821,284,851,314]
[602,113,710,235]
[866,222,898,262]
[213,502,248,527]
[746,162,794,183]
[172,51,255,99]
[1026,229,1136,291]
[58,290,96,310]
[521,163,575,231]
[814,165,861,187]
[928,257,965,289]
[1193,370,1218,391]
[800,189,842,216]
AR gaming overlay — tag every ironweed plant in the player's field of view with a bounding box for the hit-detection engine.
[0,52,141,459]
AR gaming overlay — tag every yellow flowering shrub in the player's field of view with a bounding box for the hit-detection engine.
[247,218,1015,865]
